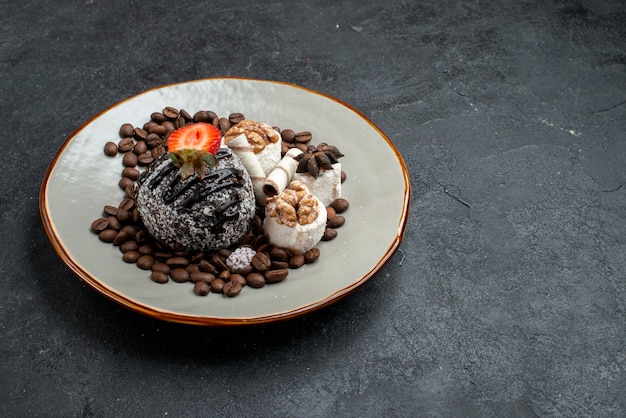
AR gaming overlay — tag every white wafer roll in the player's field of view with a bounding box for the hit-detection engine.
[263,148,303,197]
[225,133,267,204]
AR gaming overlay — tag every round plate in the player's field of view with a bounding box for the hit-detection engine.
[39,77,410,326]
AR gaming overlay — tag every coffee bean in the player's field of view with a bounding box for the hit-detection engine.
[229,112,245,124]
[186,264,200,274]
[341,171,347,183]
[119,123,135,138]
[150,112,166,123]
[211,254,228,271]
[294,131,312,143]
[103,205,119,217]
[193,110,211,123]
[175,116,186,129]
[91,218,109,233]
[104,142,118,156]
[327,215,345,228]
[119,177,134,191]
[210,278,225,293]
[116,209,131,223]
[162,106,179,120]
[118,197,135,211]
[166,256,189,268]
[193,281,211,296]
[151,262,171,274]
[98,229,118,242]
[133,140,148,155]
[251,252,271,271]
[288,254,305,269]
[137,255,155,270]
[162,120,175,133]
[170,268,190,283]
[281,129,295,143]
[113,230,129,246]
[143,121,157,132]
[304,248,321,263]
[118,137,135,153]
[121,167,140,180]
[138,244,154,255]
[331,198,349,213]
[190,272,215,284]
[265,268,288,283]
[137,152,154,166]
[151,271,169,284]
[270,247,289,262]
[198,259,219,275]
[149,124,167,137]
[229,274,246,286]
[326,206,337,219]
[223,280,243,297]
[122,251,141,263]
[106,216,121,231]
[145,133,162,148]
[179,109,192,122]
[122,152,138,167]
[133,127,148,141]
[245,273,265,288]
[322,228,337,241]
[218,117,231,133]
[120,240,139,253]
[271,260,289,270]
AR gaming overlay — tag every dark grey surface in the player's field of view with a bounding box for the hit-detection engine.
[2,0,625,416]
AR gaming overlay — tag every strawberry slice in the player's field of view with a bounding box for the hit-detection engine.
[167,123,222,180]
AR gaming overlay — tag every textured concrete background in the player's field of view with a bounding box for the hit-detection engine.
[2,0,625,416]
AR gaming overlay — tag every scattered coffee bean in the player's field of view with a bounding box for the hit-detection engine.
[91,218,109,233]
[162,106,179,120]
[331,198,349,213]
[190,272,215,284]
[121,167,140,180]
[119,123,135,138]
[223,280,243,297]
[246,273,266,288]
[327,215,345,228]
[166,256,189,268]
[122,152,138,167]
[118,137,135,153]
[322,228,337,241]
[133,127,148,141]
[137,255,155,270]
[104,142,118,156]
[210,278,225,293]
[294,131,312,143]
[251,252,271,271]
[304,248,321,263]
[193,281,211,296]
[170,268,190,283]
[122,251,141,263]
[151,262,171,274]
[151,271,169,284]
[289,254,305,269]
[281,129,295,143]
[229,112,245,124]
[98,229,118,242]
[265,268,288,283]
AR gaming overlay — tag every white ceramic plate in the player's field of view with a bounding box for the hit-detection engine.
[40,77,410,326]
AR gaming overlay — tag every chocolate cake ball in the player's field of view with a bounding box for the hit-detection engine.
[135,148,256,251]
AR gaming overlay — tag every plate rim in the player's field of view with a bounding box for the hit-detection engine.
[39,76,411,326]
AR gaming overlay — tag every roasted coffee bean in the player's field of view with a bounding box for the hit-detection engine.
[116,209,131,223]
[154,251,173,261]
[122,167,140,180]
[143,120,157,132]
[186,264,200,274]
[170,268,190,283]
[198,259,219,275]
[341,171,347,183]
[132,209,141,224]
[218,117,231,133]
[137,152,154,166]
[322,228,337,241]
[179,109,192,122]
[193,281,211,296]
[218,248,232,258]
[211,254,228,271]
[331,198,349,213]
[151,271,169,284]
[304,248,321,263]
[121,225,138,236]
[237,265,254,276]
[162,120,175,133]
[271,260,289,270]
[210,278,225,293]
[265,268,288,283]
[120,240,138,253]
[113,230,129,246]
[106,216,121,231]
[145,133,162,148]
[138,244,154,255]
[137,255,155,270]
[151,262,171,274]
[294,131,312,143]
[223,280,243,297]
[124,184,135,199]
[281,129,296,143]
[246,273,266,288]
[326,206,337,219]
[175,116,186,129]
[190,251,204,264]
[149,124,167,137]
[133,140,148,155]
[118,197,135,211]
[281,142,292,156]
[98,229,118,242]
[122,152,138,167]
[91,218,109,234]
[270,247,289,262]
[219,270,230,281]
[190,272,215,284]
[229,112,245,124]
[251,252,271,271]
[122,250,141,263]
[288,254,305,269]
[104,142,118,156]
[294,143,309,153]
[103,205,119,217]
[166,256,189,268]
[119,123,135,138]
[133,127,148,141]
[151,112,166,123]
[162,106,179,120]
[327,215,345,228]
[118,137,135,153]
[119,177,134,191]
[229,274,246,287]
[193,110,211,123]
[151,146,166,159]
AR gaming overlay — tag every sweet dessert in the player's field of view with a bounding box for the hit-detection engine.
[263,181,327,255]
[135,123,256,251]
[293,143,343,206]
[223,119,282,204]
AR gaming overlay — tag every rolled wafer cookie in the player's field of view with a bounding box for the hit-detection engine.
[226,133,267,204]
[263,147,303,198]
